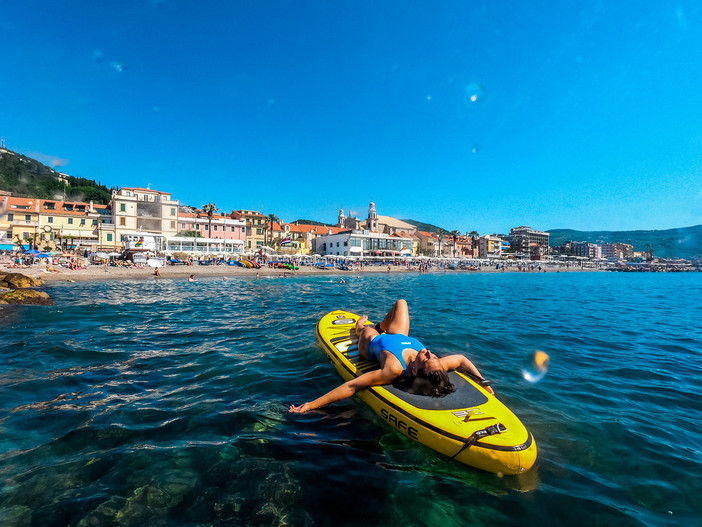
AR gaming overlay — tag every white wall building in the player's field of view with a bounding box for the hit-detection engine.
[313,230,413,257]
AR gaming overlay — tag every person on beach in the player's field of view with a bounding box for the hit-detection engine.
[289,299,493,414]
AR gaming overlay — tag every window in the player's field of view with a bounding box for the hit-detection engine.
[80,219,86,226]
[92,219,97,225]
[170,208,175,216]
[231,226,235,232]
[48,217,54,223]
[125,191,131,197]
[120,218,126,226]
[170,221,175,229]
[68,218,74,225]
[120,203,126,212]
[256,228,262,235]
[204,225,209,231]
[107,233,113,242]
[25,214,31,221]
[213,225,218,231]
[7,213,13,221]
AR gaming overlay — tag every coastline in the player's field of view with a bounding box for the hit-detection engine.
[4,262,603,283]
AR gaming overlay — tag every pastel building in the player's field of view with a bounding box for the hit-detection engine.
[235,210,268,251]
[270,222,347,254]
[0,196,40,250]
[479,235,509,259]
[100,187,180,252]
[168,211,246,254]
[0,195,105,252]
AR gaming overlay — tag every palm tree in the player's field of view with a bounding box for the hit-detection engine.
[450,230,460,258]
[202,203,217,238]
[469,230,479,257]
[266,213,279,247]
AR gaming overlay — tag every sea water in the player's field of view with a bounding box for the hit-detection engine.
[0,272,700,526]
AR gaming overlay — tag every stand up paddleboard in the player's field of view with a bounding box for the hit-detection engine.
[316,310,537,475]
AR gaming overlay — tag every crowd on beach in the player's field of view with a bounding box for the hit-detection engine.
[1,248,615,283]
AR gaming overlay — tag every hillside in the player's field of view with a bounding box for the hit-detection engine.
[402,219,448,234]
[0,148,113,204]
[548,225,702,260]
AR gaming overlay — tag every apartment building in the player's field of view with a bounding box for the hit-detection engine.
[100,187,179,252]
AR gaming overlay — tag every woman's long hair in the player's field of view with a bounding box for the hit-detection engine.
[415,369,456,397]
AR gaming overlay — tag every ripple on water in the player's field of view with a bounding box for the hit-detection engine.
[1,273,701,525]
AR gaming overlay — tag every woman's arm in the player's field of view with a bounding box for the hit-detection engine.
[290,367,399,413]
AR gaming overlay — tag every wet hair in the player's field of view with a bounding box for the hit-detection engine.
[415,369,456,397]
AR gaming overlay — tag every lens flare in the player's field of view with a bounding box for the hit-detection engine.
[522,350,550,382]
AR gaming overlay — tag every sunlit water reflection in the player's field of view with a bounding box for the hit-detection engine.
[1,272,700,526]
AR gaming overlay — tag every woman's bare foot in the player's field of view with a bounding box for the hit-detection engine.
[355,315,369,335]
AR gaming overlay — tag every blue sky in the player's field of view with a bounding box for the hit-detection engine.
[2,1,701,234]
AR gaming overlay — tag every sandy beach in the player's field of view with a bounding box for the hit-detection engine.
[3,260,602,283]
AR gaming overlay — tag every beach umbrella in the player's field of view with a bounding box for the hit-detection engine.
[108,252,121,256]
[35,253,50,258]
[147,258,163,268]
[24,249,41,255]
[96,252,109,258]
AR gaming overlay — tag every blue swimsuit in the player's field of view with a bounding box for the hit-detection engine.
[367,333,425,373]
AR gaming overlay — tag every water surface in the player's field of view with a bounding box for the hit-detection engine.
[1,272,700,526]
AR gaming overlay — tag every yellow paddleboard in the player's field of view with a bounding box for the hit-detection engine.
[316,310,537,475]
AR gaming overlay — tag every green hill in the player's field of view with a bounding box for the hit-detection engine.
[402,219,449,234]
[0,148,113,204]
[548,226,702,260]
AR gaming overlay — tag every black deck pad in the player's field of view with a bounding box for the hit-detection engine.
[384,372,489,410]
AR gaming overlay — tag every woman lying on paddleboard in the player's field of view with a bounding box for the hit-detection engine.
[289,299,493,413]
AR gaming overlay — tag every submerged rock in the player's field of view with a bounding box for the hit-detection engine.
[0,288,54,305]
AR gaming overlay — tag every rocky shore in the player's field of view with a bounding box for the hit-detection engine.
[0,272,53,305]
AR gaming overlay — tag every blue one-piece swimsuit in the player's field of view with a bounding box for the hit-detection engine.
[367,333,425,374]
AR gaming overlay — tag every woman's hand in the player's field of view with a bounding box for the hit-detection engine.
[289,403,311,413]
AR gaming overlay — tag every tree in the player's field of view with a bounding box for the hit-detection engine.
[449,230,460,258]
[266,213,279,247]
[202,203,218,238]
[469,230,479,257]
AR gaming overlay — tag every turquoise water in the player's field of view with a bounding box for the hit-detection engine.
[1,272,700,526]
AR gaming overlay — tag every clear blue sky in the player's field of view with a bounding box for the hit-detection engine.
[2,1,701,234]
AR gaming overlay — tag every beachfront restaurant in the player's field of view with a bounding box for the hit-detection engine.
[313,230,413,257]
[166,236,245,255]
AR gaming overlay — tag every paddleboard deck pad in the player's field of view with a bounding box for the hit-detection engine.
[316,310,537,474]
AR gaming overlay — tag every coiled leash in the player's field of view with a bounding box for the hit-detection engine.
[448,423,507,461]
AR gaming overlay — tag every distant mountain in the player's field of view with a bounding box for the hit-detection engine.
[0,148,113,204]
[402,219,448,234]
[548,225,702,260]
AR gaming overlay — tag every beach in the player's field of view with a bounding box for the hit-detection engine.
[3,259,602,283]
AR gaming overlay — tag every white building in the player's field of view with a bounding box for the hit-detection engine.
[313,229,413,257]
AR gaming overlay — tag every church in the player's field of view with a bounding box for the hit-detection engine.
[337,201,416,237]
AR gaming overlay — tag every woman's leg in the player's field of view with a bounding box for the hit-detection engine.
[377,299,410,335]
[355,315,378,359]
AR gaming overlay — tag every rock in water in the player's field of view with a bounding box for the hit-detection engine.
[0,288,54,305]
[2,273,44,288]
